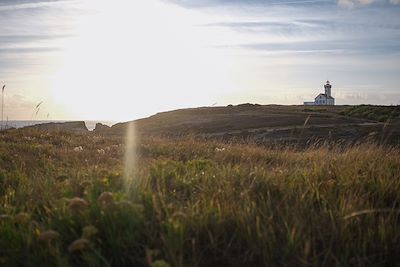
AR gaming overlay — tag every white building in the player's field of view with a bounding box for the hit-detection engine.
[304,81,335,106]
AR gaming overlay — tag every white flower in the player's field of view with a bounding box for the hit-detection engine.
[73,146,83,152]
[97,148,105,155]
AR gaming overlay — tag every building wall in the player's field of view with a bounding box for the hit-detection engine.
[314,95,335,105]
[304,85,335,106]
[315,95,326,105]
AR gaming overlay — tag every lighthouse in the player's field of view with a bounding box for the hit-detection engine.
[324,81,332,97]
[303,81,335,106]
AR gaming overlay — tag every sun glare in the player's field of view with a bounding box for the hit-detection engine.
[51,0,234,120]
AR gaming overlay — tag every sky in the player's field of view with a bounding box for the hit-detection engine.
[0,0,399,121]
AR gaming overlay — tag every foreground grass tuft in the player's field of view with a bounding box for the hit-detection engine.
[0,129,400,266]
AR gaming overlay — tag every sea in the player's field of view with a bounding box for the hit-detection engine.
[0,120,116,131]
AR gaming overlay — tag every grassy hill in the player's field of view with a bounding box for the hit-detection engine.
[1,126,400,266]
[96,105,400,146]
[339,105,400,122]
[108,104,361,134]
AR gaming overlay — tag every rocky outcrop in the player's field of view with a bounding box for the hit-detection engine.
[24,121,88,134]
[93,123,111,134]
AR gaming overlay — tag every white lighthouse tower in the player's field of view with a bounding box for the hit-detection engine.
[324,80,332,97]
[303,81,335,106]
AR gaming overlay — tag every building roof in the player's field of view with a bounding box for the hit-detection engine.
[315,93,335,99]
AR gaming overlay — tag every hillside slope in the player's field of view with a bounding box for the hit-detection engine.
[96,105,399,145]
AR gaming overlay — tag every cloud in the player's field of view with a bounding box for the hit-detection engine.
[220,38,400,56]
[338,0,376,8]
[338,0,400,7]
[0,0,72,11]
[205,11,400,57]
[205,20,331,32]
[1,0,399,119]
[0,47,62,54]
[164,0,333,8]
[166,0,400,8]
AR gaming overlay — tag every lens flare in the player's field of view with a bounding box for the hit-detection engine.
[124,121,137,192]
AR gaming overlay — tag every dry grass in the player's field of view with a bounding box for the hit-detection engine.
[0,129,400,266]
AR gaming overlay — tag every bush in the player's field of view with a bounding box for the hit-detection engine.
[340,105,400,122]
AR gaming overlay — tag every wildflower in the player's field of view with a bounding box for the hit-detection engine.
[97,192,114,207]
[73,146,83,152]
[68,197,89,213]
[100,177,109,186]
[215,147,225,152]
[68,238,89,253]
[38,230,60,242]
[97,148,105,155]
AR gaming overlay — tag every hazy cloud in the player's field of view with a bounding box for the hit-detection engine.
[165,0,333,7]
[165,0,400,8]
[223,39,400,56]
[338,0,400,6]
[338,0,375,8]
[1,0,399,119]
[0,0,73,11]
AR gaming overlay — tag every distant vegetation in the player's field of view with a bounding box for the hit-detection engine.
[303,107,327,112]
[340,105,400,122]
[227,103,262,108]
[1,129,400,266]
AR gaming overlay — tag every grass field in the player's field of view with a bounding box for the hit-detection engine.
[340,105,400,122]
[1,128,400,266]
[96,105,400,146]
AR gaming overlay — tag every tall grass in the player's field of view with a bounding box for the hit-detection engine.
[0,129,400,266]
[1,84,5,130]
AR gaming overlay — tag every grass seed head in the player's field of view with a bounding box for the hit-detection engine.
[97,192,114,207]
[68,197,89,213]
[38,230,60,242]
[14,212,30,224]
[68,238,89,253]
